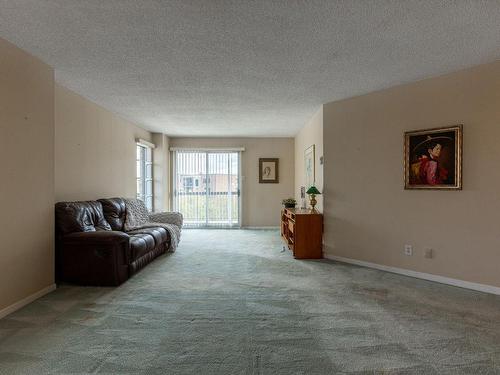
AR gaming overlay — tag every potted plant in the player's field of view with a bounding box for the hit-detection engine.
[282,198,297,208]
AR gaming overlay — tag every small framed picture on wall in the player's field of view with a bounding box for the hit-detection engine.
[259,158,279,183]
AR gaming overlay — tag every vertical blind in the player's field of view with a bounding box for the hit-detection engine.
[173,150,241,227]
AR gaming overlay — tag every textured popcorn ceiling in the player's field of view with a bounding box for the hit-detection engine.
[0,1,499,137]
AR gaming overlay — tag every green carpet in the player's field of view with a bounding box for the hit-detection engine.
[1,229,500,374]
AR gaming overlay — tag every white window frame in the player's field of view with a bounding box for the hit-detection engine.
[136,141,154,211]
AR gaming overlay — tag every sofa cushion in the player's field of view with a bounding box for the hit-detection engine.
[99,198,127,231]
[127,227,168,247]
[129,233,156,260]
[56,201,111,235]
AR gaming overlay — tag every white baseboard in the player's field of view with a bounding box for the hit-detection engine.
[324,254,500,296]
[243,226,280,230]
[0,284,57,319]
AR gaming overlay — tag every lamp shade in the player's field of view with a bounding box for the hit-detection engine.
[306,186,321,195]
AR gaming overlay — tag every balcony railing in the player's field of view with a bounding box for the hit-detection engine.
[176,191,239,227]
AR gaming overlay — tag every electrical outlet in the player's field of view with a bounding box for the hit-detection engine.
[424,248,433,259]
[404,244,413,256]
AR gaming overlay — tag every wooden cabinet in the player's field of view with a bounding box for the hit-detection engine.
[280,208,323,259]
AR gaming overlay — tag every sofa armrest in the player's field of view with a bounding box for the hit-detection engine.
[59,231,130,286]
[148,212,183,229]
[62,230,130,245]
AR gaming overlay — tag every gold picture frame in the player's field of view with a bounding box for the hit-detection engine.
[404,125,463,190]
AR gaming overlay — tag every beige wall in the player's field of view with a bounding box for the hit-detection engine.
[55,84,152,202]
[0,38,55,312]
[323,60,500,287]
[294,106,324,212]
[169,138,294,227]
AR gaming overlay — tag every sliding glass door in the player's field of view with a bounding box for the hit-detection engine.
[173,150,241,227]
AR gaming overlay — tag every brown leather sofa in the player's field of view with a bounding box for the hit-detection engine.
[55,198,177,286]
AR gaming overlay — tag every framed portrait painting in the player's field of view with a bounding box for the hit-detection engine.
[259,158,279,183]
[404,125,462,190]
[304,145,315,189]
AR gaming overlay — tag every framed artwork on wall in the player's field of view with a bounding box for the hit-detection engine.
[259,158,279,183]
[404,125,463,190]
[304,145,315,189]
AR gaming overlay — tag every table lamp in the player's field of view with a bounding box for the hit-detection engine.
[306,186,321,212]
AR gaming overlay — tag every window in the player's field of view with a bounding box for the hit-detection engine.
[136,144,153,211]
[183,177,193,189]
